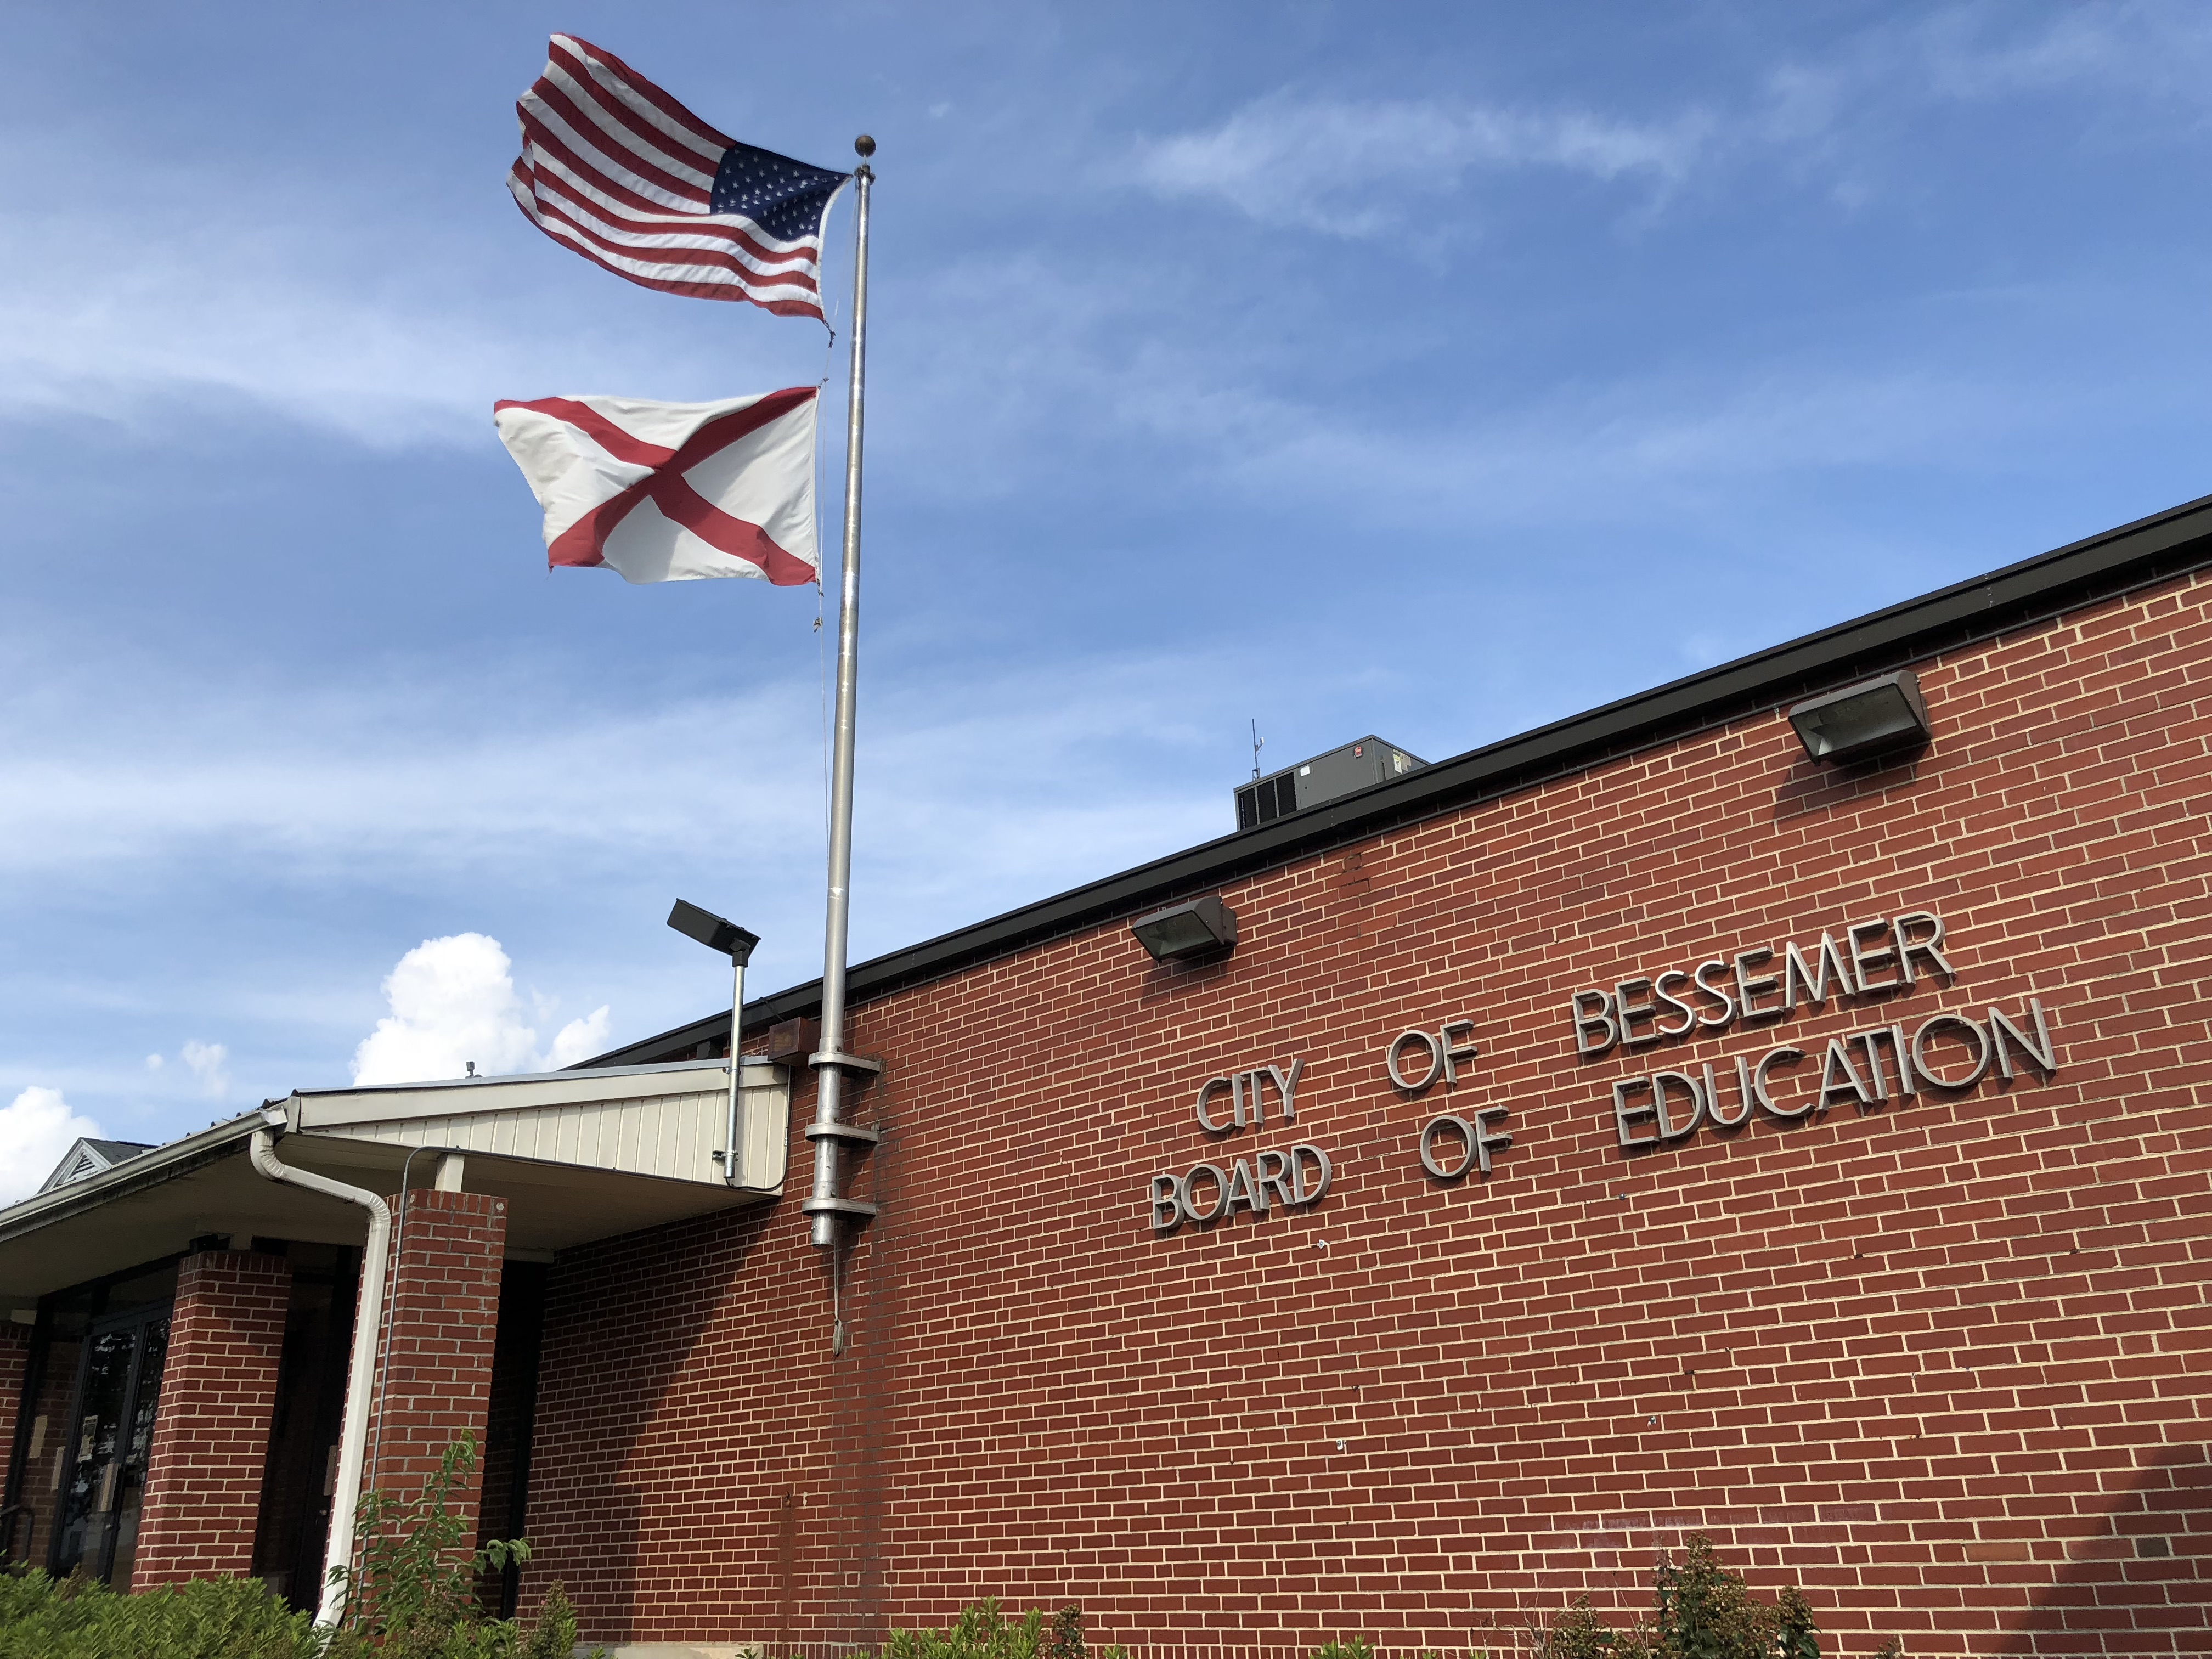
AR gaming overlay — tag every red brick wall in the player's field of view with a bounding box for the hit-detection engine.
[366,1189,506,1525]
[10,1330,85,1567]
[133,1249,291,1585]
[0,1322,28,1474]
[0,1321,28,1561]
[524,570,2212,1658]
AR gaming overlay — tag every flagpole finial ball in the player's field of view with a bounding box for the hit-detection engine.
[854,134,876,158]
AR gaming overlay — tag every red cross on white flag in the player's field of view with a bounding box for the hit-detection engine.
[493,387,819,585]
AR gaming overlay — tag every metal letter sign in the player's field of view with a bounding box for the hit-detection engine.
[1194,1060,1303,1133]
[1385,1021,1478,1091]
[1384,1016,1513,1184]
[1417,1111,1511,1180]
[1154,1053,1330,1235]
[1150,1144,1331,1234]
[1585,909,2058,1154]
[1143,907,2055,1240]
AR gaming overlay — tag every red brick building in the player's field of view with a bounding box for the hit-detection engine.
[5,495,2209,1656]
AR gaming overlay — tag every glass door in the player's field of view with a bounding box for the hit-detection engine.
[50,1308,169,1588]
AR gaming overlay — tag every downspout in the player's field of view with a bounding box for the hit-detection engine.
[250,1113,390,1630]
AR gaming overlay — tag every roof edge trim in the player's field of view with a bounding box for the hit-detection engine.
[586,490,2212,1068]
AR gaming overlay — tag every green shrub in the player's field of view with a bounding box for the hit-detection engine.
[882,1599,1128,1659]
[0,1570,318,1659]
[0,1437,592,1659]
[320,1433,597,1659]
[1519,1535,1822,1658]
[882,1598,1048,1659]
[1046,1603,1088,1659]
[0,1543,585,1659]
[520,1583,583,1659]
[1522,1597,1632,1659]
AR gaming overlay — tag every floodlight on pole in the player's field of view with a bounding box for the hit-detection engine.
[667,900,759,1186]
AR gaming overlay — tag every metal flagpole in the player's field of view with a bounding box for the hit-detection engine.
[802,137,882,1295]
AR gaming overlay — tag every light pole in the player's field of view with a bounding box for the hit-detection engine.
[667,900,760,1184]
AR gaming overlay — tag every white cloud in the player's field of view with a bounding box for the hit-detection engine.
[1757,4,2212,162]
[0,650,1229,913]
[1902,3,2212,102]
[0,129,827,449]
[179,1039,229,1097]
[0,1086,104,1205]
[1137,9,2212,238]
[546,1006,613,1069]
[352,933,612,1086]
[1135,92,1709,234]
[144,1053,163,1070]
[0,211,510,448]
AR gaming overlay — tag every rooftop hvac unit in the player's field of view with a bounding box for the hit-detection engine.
[1235,736,1426,830]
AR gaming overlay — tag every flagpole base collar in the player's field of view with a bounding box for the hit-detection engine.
[802,1197,878,1220]
[805,1122,879,1146]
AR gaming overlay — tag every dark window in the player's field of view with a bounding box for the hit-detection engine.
[52,1307,168,1588]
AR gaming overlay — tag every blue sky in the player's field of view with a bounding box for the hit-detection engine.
[2,1,2207,1189]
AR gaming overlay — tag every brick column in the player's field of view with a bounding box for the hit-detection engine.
[133,1249,292,1586]
[0,1321,30,1467]
[0,1319,30,1559]
[367,1189,506,1530]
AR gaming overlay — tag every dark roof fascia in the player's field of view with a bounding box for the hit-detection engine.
[585,492,2212,1069]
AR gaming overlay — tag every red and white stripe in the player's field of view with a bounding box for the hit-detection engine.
[493,388,821,586]
[508,36,835,318]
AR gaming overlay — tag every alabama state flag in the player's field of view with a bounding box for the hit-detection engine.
[493,387,819,585]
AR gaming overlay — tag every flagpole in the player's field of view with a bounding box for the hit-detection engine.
[803,137,881,1272]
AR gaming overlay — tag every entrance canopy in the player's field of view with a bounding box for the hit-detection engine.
[0,1059,788,1307]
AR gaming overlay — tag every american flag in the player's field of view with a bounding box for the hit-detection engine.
[509,35,849,319]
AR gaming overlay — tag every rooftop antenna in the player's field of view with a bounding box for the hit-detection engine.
[1250,719,1265,782]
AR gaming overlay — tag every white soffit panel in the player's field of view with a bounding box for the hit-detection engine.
[286,1061,789,1191]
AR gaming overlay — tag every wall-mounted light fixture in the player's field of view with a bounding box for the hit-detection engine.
[1131,894,1238,962]
[1787,669,1932,765]
[667,900,759,1185]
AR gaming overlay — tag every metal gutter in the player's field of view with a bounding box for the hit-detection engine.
[0,1115,260,1243]
[0,1064,776,1244]
[586,491,2212,1068]
[291,1057,739,1098]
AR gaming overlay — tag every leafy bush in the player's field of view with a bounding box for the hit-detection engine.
[0,1437,590,1659]
[325,1432,527,1650]
[0,1571,318,1659]
[1522,1596,1629,1659]
[1046,1602,1089,1659]
[321,1433,596,1659]
[1521,1535,1821,1658]
[883,1599,1128,1659]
